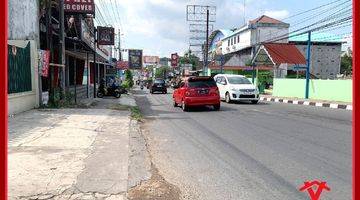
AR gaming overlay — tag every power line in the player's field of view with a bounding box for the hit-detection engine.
[262,4,352,44]
[281,0,350,21]
[264,15,352,44]
[258,1,351,43]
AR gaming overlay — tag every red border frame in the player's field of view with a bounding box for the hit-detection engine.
[0,1,358,200]
[354,0,359,199]
[1,0,8,199]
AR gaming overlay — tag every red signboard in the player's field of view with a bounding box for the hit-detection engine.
[171,53,179,67]
[116,61,129,70]
[39,50,50,77]
[64,0,95,14]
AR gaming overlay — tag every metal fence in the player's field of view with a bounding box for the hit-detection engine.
[7,42,32,94]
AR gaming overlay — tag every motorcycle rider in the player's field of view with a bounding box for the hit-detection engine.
[140,80,144,90]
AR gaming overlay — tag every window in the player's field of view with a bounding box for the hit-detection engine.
[231,38,233,45]
[216,77,222,83]
[188,79,217,88]
[154,79,165,84]
[227,77,252,84]
[228,39,230,46]
[238,35,240,43]
[221,77,227,84]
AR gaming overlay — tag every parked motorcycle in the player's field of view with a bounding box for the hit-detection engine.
[97,79,121,98]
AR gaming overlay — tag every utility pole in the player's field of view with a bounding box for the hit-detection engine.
[46,0,54,105]
[118,29,122,61]
[59,0,66,98]
[93,26,97,98]
[243,0,246,25]
[305,31,311,99]
[204,8,209,76]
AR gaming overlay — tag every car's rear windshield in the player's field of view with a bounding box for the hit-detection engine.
[154,79,165,84]
[227,77,252,84]
[188,79,217,88]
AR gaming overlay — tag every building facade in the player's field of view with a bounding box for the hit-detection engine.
[7,0,40,115]
[290,41,342,79]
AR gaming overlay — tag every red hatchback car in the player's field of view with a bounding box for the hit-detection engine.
[173,76,221,111]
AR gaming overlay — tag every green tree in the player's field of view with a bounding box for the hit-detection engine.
[340,54,352,75]
[179,50,201,70]
[155,66,169,79]
[122,70,134,89]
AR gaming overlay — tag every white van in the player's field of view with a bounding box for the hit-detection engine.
[213,74,259,104]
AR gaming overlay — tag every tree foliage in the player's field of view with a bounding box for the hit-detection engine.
[179,50,201,70]
[155,66,169,79]
[122,70,134,89]
[340,54,352,75]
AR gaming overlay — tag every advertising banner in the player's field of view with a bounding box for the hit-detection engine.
[64,0,95,14]
[143,56,160,64]
[38,50,50,77]
[171,53,179,67]
[116,61,129,70]
[128,49,143,69]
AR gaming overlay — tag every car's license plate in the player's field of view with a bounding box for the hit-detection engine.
[198,89,208,94]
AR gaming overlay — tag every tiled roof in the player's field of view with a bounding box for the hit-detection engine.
[263,43,306,65]
[249,15,286,25]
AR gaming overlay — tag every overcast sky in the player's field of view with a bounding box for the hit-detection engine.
[94,0,352,58]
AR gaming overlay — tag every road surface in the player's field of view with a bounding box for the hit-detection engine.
[134,88,352,200]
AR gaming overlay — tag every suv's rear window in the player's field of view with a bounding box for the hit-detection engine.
[188,79,217,88]
[154,79,165,84]
[227,77,251,84]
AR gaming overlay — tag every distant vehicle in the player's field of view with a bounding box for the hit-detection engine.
[172,76,220,111]
[214,74,259,104]
[150,79,167,94]
[145,80,153,89]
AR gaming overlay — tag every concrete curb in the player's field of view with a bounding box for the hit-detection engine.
[260,97,352,111]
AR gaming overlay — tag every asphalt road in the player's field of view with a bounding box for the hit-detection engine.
[134,88,352,200]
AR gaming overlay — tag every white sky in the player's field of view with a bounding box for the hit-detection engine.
[94,0,353,58]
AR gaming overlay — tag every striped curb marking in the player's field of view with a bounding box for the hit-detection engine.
[260,97,352,110]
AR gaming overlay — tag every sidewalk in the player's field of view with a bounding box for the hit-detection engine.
[260,94,352,110]
[8,95,136,200]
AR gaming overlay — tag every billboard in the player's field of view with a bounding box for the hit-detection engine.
[171,53,179,67]
[128,49,143,69]
[97,26,115,45]
[64,0,95,14]
[116,61,129,70]
[143,56,160,64]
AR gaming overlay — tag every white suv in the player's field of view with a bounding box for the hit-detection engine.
[214,74,259,104]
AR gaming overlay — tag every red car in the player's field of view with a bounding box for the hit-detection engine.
[173,76,221,111]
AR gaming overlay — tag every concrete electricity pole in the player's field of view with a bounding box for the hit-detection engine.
[204,9,209,76]
[118,29,122,61]
[59,0,66,98]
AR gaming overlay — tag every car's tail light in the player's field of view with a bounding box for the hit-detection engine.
[209,87,219,96]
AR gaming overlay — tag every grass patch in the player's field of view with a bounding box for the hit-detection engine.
[108,104,143,121]
[130,106,143,121]
[108,104,131,110]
